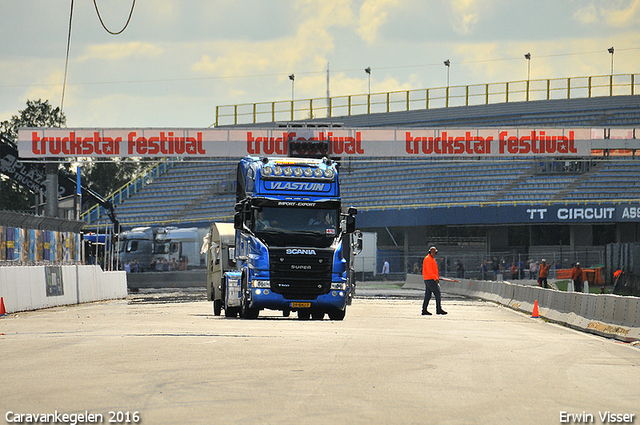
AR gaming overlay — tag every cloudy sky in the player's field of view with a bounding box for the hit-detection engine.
[1,0,639,128]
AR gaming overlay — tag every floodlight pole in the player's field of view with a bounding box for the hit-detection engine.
[444,60,450,87]
[608,47,615,96]
[289,74,295,101]
[608,47,614,75]
[365,67,371,114]
[289,74,295,120]
[365,67,371,95]
[444,60,450,107]
[524,53,531,101]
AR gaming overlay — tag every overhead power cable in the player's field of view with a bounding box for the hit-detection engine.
[60,0,74,124]
[93,0,136,35]
[60,0,136,120]
[5,45,639,90]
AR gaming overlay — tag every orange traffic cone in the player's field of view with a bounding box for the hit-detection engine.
[531,299,539,318]
[0,297,7,316]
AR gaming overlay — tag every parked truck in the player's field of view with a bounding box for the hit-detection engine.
[117,227,157,272]
[155,227,204,269]
[118,226,205,271]
[352,231,377,279]
[204,155,360,320]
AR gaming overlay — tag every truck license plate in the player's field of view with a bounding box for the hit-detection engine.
[291,302,311,308]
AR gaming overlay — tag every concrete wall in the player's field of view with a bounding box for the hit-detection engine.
[406,274,640,342]
[0,265,127,314]
[126,270,206,289]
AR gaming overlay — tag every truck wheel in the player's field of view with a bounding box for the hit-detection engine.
[240,277,259,319]
[225,307,238,318]
[213,299,222,316]
[328,309,346,321]
[282,309,291,317]
[311,310,325,320]
[297,310,311,320]
[243,306,259,319]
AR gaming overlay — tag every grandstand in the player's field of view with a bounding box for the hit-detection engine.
[87,84,640,284]
[113,160,237,226]
[107,93,640,227]
[109,155,640,226]
[340,158,533,206]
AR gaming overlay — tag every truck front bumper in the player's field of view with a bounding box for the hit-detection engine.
[247,286,349,312]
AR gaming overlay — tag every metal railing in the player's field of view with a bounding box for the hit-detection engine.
[374,248,605,283]
[214,73,639,126]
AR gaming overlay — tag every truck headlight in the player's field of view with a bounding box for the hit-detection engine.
[331,282,346,290]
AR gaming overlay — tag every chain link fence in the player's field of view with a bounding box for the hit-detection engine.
[606,242,640,295]
[369,245,606,283]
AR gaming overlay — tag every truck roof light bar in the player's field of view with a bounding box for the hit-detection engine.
[260,164,334,180]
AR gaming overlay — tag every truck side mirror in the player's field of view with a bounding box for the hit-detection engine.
[234,212,242,230]
[345,214,356,234]
[341,206,357,234]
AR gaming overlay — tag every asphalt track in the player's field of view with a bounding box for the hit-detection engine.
[1,287,639,425]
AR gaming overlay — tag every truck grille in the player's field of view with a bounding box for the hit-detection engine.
[269,248,334,300]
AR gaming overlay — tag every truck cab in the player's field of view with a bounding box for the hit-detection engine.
[117,227,157,272]
[156,227,203,270]
[232,156,358,320]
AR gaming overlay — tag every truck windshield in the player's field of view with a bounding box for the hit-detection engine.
[252,207,339,247]
[153,242,169,255]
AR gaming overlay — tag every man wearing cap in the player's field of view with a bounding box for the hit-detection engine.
[538,259,550,289]
[571,262,583,292]
[422,246,447,315]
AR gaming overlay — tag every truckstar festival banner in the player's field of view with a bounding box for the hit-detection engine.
[18,127,593,158]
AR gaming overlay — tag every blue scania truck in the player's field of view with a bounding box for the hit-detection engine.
[206,155,359,320]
